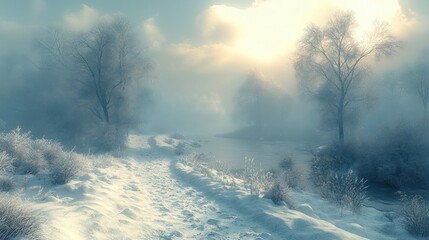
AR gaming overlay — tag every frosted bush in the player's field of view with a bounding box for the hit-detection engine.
[13,145,45,175]
[0,128,85,184]
[0,194,41,240]
[213,159,229,176]
[310,143,358,188]
[49,151,86,185]
[265,182,294,208]
[178,152,209,173]
[400,194,429,237]
[33,138,64,163]
[278,157,301,188]
[0,127,32,154]
[33,138,85,184]
[0,128,46,174]
[243,157,274,196]
[0,151,13,174]
[321,170,368,215]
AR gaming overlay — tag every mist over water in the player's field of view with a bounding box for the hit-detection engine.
[0,1,428,170]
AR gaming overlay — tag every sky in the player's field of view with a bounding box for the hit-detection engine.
[1,0,429,135]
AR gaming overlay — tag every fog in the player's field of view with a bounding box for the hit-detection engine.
[0,0,429,147]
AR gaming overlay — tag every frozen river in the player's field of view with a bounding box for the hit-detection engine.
[192,135,315,173]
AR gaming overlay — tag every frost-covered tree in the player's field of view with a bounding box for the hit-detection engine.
[294,11,400,144]
[37,16,151,150]
[72,17,145,124]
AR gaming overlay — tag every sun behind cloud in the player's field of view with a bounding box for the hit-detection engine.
[200,0,410,63]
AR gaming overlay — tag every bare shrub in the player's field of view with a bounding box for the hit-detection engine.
[0,194,41,240]
[0,151,13,174]
[213,159,229,176]
[400,194,429,237]
[310,147,340,188]
[32,138,85,184]
[33,138,64,163]
[310,143,357,188]
[321,170,368,216]
[0,128,85,184]
[278,157,301,188]
[49,151,86,185]
[0,128,47,174]
[12,146,46,175]
[243,157,274,196]
[178,152,206,170]
[265,182,294,208]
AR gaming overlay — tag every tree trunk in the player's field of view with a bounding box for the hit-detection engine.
[102,105,110,123]
[423,103,428,130]
[338,105,344,146]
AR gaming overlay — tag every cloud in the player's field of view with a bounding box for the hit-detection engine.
[199,8,238,44]
[63,4,99,32]
[0,20,23,32]
[142,0,420,134]
[197,0,409,63]
[142,18,165,48]
[398,0,429,19]
[0,20,40,53]
[32,0,45,14]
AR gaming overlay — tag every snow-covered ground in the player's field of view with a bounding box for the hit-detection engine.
[8,134,420,239]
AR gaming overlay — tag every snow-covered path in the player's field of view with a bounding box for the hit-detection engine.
[26,134,414,240]
[133,135,276,238]
[140,159,274,239]
[34,136,276,239]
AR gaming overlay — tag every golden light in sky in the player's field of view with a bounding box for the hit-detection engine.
[204,0,409,63]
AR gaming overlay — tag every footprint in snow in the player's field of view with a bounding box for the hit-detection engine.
[120,208,137,220]
[191,223,204,231]
[157,230,183,240]
[158,205,170,214]
[206,219,219,226]
[181,209,193,216]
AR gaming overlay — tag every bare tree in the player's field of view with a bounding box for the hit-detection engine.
[36,17,151,150]
[294,11,400,144]
[72,17,143,124]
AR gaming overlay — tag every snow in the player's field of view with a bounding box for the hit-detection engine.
[5,134,419,239]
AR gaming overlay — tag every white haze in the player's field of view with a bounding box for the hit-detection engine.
[0,0,428,140]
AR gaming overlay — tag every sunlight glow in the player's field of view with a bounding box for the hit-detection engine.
[204,0,407,62]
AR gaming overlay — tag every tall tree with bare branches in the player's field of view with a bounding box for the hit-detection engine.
[294,11,400,144]
[37,17,151,150]
[72,17,141,124]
